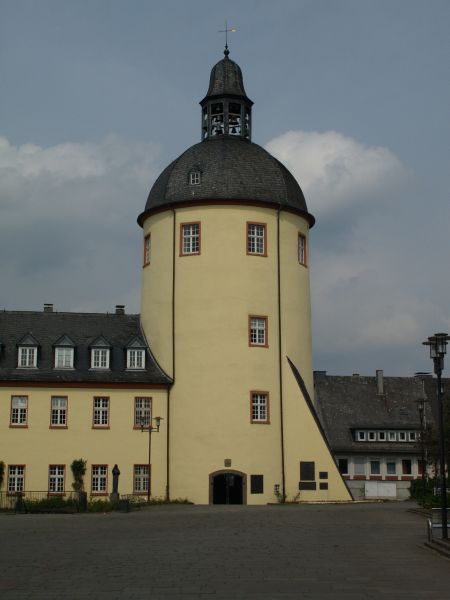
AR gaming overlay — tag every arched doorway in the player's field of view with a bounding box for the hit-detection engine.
[209,470,247,504]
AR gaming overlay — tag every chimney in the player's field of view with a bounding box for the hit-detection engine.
[115,305,125,315]
[43,303,53,313]
[376,369,384,395]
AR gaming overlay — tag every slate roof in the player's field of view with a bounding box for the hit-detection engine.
[201,54,251,102]
[139,137,314,225]
[0,310,171,385]
[313,373,436,455]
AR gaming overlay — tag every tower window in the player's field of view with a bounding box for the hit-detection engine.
[228,102,242,135]
[143,234,151,266]
[250,391,270,423]
[249,316,268,347]
[211,102,224,136]
[189,171,201,185]
[180,222,201,256]
[298,233,307,266]
[247,223,267,256]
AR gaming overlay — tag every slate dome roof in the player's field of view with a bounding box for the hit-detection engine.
[138,137,314,226]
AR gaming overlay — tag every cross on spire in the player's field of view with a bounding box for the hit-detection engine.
[218,21,236,56]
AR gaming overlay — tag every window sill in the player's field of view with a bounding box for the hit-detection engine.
[247,253,268,258]
[249,343,269,349]
[9,424,28,429]
[49,425,68,429]
[179,252,201,257]
[92,426,110,430]
[250,420,270,425]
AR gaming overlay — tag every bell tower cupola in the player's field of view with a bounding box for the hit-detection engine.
[200,47,253,140]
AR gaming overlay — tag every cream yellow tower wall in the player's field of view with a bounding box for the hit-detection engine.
[140,204,351,504]
[0,386,168,497]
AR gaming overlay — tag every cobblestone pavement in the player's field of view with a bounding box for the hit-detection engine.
[1,502,449,599]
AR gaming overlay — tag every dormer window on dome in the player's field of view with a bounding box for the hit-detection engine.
[90,336,111,370]
[189,171,201,185]
[200,50,253,141]
[17,333,39,368]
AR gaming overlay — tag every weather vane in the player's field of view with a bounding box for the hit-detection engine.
[218,21,236,55]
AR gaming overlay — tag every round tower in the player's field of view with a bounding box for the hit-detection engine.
[138,50,351,504]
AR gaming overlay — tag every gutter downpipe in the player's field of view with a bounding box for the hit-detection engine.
[166,208,176,501]
[277,207,286,501]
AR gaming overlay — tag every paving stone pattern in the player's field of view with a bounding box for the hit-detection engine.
[1,502,449,599]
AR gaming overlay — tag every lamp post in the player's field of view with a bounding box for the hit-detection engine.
[140,415,162,503]
[423,332,449,539]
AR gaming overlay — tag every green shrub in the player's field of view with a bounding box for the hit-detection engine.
[0,461,5,490]
[71,459,87,492]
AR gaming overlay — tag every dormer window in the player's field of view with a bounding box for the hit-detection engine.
[16,333,39,368]
[127,349,145,370]
[18,346,37,368]
[55,347,74,369]
[189,171,201,185]
[90,336,111,370]
[125,335,147,370]
[53,335,75,369]
[92,348,110,369]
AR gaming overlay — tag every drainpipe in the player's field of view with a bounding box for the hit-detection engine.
[277,207,286,501]
[166,208,176,501]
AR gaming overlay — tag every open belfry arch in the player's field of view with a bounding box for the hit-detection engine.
[138,48,352,504]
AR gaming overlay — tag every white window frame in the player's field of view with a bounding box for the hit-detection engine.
[370,460,381,475]
[93,397,109,427]
[48,465,65,494]
[251,392,269,423]
[134,397,151,428]
[127,349,145,370]
[353,457,366,477]
[55,347,74,369]
[357,431,366,441]
[408,431,417,442]
[368,431,376,441]
[91,465,108,494]
[298,233,307,266]
[378,431,386,441]
[8,465,25,493]
[249,316,267,347]
[51,396,67,427]
[18,346,37,368]
[386,460,397,476]
[388,431,397,442]
[247,223,266,256]
[189,171,201,185]
[91,348,110,369]
[181,223,200,255]
[133,464,150,493]
[398,431,407,442]
[10,395,28,426]
[143,233,151,266]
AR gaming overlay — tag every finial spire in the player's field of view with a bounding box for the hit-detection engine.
[218,21,236,57]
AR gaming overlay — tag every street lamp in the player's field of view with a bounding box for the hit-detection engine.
[423,332,450,539]
[140,415,162,503]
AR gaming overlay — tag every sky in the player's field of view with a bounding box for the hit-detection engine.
[0,0,449,376]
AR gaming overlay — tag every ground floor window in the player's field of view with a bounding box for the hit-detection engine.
[91,465,108,494]
[133,465,149,494]
[48,465,65,494]
[8,465,25,493]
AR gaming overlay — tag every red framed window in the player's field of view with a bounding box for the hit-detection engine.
[247,223,267,256]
